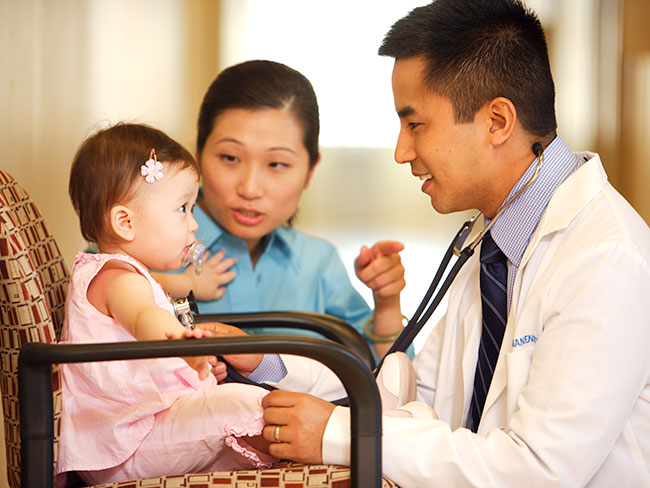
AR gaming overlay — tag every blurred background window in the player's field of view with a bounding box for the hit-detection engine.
[219,0,428,148]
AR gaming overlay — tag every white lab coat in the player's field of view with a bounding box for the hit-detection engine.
[275,153,650,488]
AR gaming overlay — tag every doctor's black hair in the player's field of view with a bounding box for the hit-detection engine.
[196,60,320,168]
[378,0,557,140]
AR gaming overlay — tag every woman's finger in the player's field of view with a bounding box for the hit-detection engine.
[357,253,402,281]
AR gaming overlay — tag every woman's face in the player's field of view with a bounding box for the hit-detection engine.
[198,108,318,256]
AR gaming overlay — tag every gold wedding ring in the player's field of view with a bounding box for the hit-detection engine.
[273,424,281,443]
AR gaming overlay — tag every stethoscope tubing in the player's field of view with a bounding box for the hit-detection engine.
[376,223,476,372]
[222,146,545,406]
[374,147,544,375]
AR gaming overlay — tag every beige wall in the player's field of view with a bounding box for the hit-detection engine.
[0,1,222,483]
[620,0,650,223]
[2,1,88,266]
[0,0,221,268]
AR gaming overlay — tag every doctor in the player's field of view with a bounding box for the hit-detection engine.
[257,0,650,486]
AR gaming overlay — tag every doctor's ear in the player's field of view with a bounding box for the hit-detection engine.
[484,97,517,147]
[109,205,135,242]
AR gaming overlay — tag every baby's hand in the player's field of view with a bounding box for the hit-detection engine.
[165,328,218,381]
[355,240,406,304]
[183,249,237,301]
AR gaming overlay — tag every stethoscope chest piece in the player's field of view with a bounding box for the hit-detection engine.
[168,290,199,329]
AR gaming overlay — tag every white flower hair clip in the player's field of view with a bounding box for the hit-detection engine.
[140,148,164,183]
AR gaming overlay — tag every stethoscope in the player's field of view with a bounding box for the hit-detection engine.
[374,142,545,373]
[173,143,545,399]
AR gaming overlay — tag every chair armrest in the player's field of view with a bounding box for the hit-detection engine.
[18,335,382,488]
[195,311,376,369]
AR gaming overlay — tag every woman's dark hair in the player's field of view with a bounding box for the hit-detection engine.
[197,60,320,167]
[378,0,557,139]
[69,122,198,243]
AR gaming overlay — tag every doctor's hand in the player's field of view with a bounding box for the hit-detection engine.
[355,240,406,305]
[262,390,335,464]
[165,328,218,381]
[183,249,237,301]
[196,322,263,378]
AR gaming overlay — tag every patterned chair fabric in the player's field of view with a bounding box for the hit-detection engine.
[0,169,398,488]
[91,462,399,488]
[0,169,68,487]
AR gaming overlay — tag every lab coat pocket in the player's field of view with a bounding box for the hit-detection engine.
[505,347,535,420]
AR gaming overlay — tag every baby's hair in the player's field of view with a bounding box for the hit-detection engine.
[69,122,198,244]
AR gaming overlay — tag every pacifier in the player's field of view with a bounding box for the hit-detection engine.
[183,239,207,275]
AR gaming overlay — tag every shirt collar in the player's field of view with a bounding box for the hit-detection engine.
[488,136,581,267]
[267,226,297,266]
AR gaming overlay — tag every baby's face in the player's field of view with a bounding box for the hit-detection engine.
[129,165,200,271]
[198,108,316,255]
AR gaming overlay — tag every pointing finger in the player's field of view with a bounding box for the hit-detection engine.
[355,245,372,270]
[372,240,405,256]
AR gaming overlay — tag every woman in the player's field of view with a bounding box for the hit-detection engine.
[157,60,406,359]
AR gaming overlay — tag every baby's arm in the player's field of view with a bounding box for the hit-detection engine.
[87,262,216,379]
[355,240,406,358]
[153,249,237,300]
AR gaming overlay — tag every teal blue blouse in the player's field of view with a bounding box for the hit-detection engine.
[186,204,379,354]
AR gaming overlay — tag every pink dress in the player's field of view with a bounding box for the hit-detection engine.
[56,252,273,483]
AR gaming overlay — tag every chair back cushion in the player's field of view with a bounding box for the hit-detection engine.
[0,169,68,487]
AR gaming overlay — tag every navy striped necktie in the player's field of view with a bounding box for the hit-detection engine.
[467,231,508,433]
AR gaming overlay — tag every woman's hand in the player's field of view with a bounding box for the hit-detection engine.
[184,249,237,301]
[355,240,406,304]
[355,240,406,357]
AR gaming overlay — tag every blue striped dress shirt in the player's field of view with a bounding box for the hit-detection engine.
[488,136,581,312]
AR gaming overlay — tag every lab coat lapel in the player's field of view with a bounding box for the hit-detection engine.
[461,284,482,422]
[435,252,482,428]
[519,153,606,269]
[480,312,513,423]
[480,154,607,425]
[453,254,483,426]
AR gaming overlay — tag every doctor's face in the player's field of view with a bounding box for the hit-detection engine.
[391,57,490,215]
[198,108,316,256]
